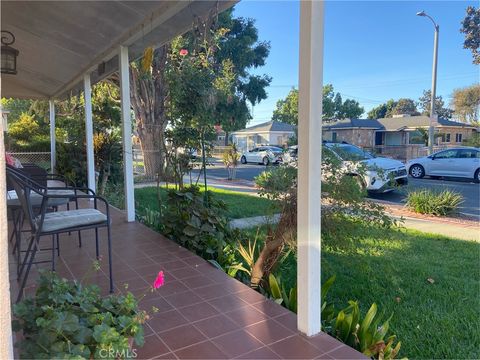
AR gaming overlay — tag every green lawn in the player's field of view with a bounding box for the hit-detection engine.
[135,186,277,219]
[266,225,480,359]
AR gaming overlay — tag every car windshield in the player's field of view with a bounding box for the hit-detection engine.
[264,147,283,152]
[329,144,373,161]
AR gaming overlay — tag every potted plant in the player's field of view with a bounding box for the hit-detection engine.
[12,263,164,359]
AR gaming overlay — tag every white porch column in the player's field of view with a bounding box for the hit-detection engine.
[84,74,96,193]
[0,126,14,359]
[119,46,135,222]
[49,99,56,173]
[297,0,324,336]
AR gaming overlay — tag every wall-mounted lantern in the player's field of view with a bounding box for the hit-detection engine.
[1,30,19,75]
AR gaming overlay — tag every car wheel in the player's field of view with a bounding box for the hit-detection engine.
[262,156,270,166]
[475,169,480,184]
[241,156,247,164]
[409,164,425,179]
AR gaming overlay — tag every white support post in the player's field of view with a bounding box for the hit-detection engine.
[0,120,14,360]
[119,46,135,222]
[297,0,324,337]
[49,99,56,173]
[84,74,96,193]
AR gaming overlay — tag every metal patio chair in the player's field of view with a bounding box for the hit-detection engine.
[7,165,91,256]
[6,168,114,303]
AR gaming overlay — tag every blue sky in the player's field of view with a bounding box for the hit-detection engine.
[233,1,479,126]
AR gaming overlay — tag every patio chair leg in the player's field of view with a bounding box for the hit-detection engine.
[75,199,82,247]
[67,202,71,235]
[13,211,24,256]
[107,225,113,293]
[11,209,19,254]
[9,209,18,246]
[16,234,39,303]
[51,235,56,271]
[95,228,99,259]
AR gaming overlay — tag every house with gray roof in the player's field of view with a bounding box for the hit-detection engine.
[322,115,478,160]
[231,121,296,151]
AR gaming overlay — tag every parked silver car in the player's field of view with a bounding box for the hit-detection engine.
[240,146,283,165]
[406,147,480,182]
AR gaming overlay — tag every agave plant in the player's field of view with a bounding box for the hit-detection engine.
[333,301,401,359]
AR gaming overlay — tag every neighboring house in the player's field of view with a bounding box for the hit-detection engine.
[231,121,296,152]
[323,115,478,161]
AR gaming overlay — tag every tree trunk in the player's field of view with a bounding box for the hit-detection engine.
[250,189,297,288]
[128,45,170,180]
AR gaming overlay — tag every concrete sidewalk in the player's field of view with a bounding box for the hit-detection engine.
[230,213,479,241]
[393,215,479,242]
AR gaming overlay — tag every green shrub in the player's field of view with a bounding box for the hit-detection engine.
[406,189,464,216]
[12,269,147,359]
[161,186,237,263]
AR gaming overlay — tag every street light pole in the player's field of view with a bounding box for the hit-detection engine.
[417,11,439,155]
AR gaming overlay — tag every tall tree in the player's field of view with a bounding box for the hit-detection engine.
[417,90,453,119]
[336,98,364,119]
[271,88,298,125]
[214,10,271,144]
[272,85,363,125]
[121,45,170,179]
[451,84,480,122]
[391,98,419,116]
[367,99,397,119]
[460,6,480,65]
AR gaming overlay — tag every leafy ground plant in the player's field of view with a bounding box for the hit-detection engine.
[406,188,464,216]
[13,266,165,359]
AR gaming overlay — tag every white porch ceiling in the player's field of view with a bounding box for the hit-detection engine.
[1,0,235,100]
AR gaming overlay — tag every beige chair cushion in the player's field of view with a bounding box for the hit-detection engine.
[7,189,74,207]
[38,208,107,232]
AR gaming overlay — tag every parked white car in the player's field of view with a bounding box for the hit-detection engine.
[240,146,283,165]
[406,147,480,182]
[324,143,408,193]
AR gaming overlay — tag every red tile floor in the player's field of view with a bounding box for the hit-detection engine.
[9,203,365,359]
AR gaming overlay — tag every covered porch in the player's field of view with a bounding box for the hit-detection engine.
[8,202,357,359]
[0,0,361,358]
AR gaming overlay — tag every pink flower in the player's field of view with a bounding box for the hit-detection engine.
[153,271,165,289]
[179,49,188,56]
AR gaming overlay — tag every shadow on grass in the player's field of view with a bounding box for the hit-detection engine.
[271,224,480,359]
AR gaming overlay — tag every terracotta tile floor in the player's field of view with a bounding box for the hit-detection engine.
[9,203,365,359]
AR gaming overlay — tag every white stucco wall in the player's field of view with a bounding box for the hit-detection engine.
[0,130,14,359]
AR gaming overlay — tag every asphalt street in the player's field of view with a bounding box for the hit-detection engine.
[193,162,480,219]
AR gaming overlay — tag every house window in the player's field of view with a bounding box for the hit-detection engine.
[332,132,337,142]
[438,133,451,143]
[455,133,463,143]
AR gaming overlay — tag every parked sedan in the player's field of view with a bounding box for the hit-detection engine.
[325,143,408,193]
[240,146,283,165]
[406,147,480,182]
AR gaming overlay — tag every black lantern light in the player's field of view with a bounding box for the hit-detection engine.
[1,30,19,75]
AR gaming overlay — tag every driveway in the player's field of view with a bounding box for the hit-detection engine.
[194,162,480,219]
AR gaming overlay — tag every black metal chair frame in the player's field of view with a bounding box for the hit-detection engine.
[7,166,91,263]
[6,168,114,303]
